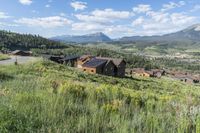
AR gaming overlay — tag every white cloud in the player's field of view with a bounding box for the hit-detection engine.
[170,13,195,25]
[45,4,50,8]
[15,16,72,28]
[0,22,19,27]
[133,4,152,13]
[132,10,196,36]
[0,12,10,19]
[147,11,169,23]
[70,1,87,11]
[72,22,134,37]
[73,9,133,36]
[75,9,132,24]
[72,22,105,31]
[190,5,200,12]
[161,1,185,12]
[103,25,134,37]
[92,9,132,19]
[19,0,32,5]
[132,16,144,26]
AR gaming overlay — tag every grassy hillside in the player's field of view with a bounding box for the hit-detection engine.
[1,60,200,132]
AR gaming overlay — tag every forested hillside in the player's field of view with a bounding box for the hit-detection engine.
[0,30,68,50]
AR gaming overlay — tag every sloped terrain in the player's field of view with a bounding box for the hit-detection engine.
[1,60,200,132]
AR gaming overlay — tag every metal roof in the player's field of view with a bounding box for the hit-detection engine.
[82,58,107,68]
[96,57,125,66]
[60,55,80,61]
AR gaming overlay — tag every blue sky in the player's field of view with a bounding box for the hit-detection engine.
[0,0,200,38]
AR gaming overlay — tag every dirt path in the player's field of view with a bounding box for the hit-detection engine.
[0,56,38,65]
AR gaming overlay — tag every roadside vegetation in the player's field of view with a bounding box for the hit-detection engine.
[1,60,200,132]
[0,54,10,61]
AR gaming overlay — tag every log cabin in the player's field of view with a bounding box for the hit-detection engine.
[79,56,126,77]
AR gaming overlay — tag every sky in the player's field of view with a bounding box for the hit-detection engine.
[0,0,200,38]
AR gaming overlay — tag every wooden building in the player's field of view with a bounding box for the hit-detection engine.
[131,68,151,77]
[150,69,166,78]
[131,68,165,78]
[82,58,108,74]
[80,56,126,77]
[96,57,126,77]
[59,56,80,67]
[172,73,199,84]
[11,50,32,56]
[49,56,63,63]
[77,55,94,68]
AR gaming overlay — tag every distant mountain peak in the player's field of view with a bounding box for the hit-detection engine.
[50,32,111,43]
[195,26,200,31]
[86,32,107,37]
[182,24,200,32]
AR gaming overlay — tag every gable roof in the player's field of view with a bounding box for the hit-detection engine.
[12,50,23,54]
[12,50,31,54]
[60,55,80,61]
[82,58,107,68]
[79,55,94,60]
[96,57,125,66]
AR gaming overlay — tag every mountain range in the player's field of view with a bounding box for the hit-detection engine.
[50,24,200,43]
[50,32,112,43]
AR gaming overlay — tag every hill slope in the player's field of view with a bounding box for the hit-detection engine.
[0,30,68,50]
[119,24,200,42]
[1,60,200,132]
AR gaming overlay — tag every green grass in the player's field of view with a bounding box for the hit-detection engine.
[0,54,10,61]
[1,60,200,132]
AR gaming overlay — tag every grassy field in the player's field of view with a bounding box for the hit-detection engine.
[0,54,10,61]
[1,60,200,132]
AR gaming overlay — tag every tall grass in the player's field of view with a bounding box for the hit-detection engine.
[0,54,10,61]
[1,60,200,132]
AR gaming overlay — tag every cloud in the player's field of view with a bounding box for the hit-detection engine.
[72,8,133,36]
[0,12,10,19]
[190,5,200,12]
[72,22,105,31]
[132,10,196,36]
[15,16,72,28]
[170,13,195,25]
[132,16,144,26]
[133,4,152,13]
[146,11,169,23]
[103,25,134,37]
[72,22,134,37]
[70,1,87,11]
[19,0,33,5]
[45,4,50,8]
[0,22,19,27]
[161,1,185,12]
[75,9,132,24]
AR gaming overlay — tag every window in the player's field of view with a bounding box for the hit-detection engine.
[91,70,94,73]
[84,69,86,71]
